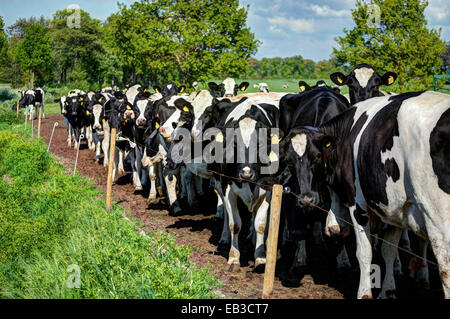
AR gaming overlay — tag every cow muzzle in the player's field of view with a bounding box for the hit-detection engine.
[239,167,255,181]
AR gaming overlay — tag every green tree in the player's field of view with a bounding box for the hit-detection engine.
[0,17,7,62]
[333,0,446,92]
[15,24,52,87]
[50,9,112,87]
[106,0,259,87]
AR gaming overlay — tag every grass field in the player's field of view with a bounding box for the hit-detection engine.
[0,104,219,298]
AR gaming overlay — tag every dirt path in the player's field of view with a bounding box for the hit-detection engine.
[39,114,443,299]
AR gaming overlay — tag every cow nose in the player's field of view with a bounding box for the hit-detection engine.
[299,194,317,206]
[225,94,233,98]
[239,167,254,180]
[93,124,101,130]
[160,127,166,136]
[137,118,146,125]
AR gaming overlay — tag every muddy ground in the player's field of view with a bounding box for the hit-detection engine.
[37,114,444,299]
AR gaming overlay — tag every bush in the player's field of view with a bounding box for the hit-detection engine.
[0,87,18,102]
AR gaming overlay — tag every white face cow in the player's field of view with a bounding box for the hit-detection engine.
[208,78,250,98]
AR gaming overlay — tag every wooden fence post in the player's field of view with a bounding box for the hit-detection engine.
[106,128,117,212]
[37,106,42,138]
[262,184,283,299]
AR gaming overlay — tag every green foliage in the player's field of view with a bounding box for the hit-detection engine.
[0,126,218,299]
[106,0,259,87]
[0,87,18,101]
[15,24,52,87]
[0,17,7,62]
[333,0,446,92]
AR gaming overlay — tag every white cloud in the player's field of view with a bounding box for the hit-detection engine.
[267,16,316,34]
[310,4,350,18]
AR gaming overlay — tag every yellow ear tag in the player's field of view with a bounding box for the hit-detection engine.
[271,134,280,144]
[215,132,224,143]
[144,88,148,92]
[300,86,306,92]
[388,76,394,85]
[86,111,90,115]
[183,106,189,112]
[326,142,331,148]
[241,86,246,91]
[124,88,128,92]
[155,122,160,129]
[155,88,159,93]
[180,87,185,93]
[269,151,278,162]
[126,105,131,110]
[337,77,343,84]
[102,119,106,124]
[98,97,103,102]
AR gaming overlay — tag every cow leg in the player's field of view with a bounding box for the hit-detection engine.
[194,175,204,197]
[136,146,147,187]
[102,130,110,167]
[129,150,142,191]
[254,198,269,270]
[349,205,373,299]
[165,171,182,216]
[336,245,353,270]
[414,239,430,289]
[214,183,230,250]
[379,225,402,299]
[292,240,307,270]
[223,185,241,271]
[147,165,158,203]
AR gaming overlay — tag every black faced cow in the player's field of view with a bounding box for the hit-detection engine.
[330,63,397,105]
[18,88,44,120]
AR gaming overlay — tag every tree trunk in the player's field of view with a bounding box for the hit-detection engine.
[29,70,34,88]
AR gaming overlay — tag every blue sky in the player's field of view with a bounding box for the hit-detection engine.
[1,0,448,62]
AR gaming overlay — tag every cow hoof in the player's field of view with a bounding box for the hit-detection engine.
[169,203,183,216]
[217,239,230,252]
[147,195,158,204]
[134,185,143,191]
[361,295,373,299]
[94,156,100,162]
[228,264,241,272]
[254,259,266,273]
[379,290,396,299]
[417,280,430,290]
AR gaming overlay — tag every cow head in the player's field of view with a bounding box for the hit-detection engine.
[67,93,86,116]
[208,78,249,98]
[153,82,186,100]
[18,90,35,108]
[330,64,397,104]
[134,96,153,128]
[278,127,335,208]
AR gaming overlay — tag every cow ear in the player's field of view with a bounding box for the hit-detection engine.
[298,81,311,92]
[53,98,60,103]
[178,85,186,94]
[319,135,336,151]
[174,98,192,113]
[142,86,149,93]
[330,72,347,86]
[141,91,152,99]
[153,86,161,94]
[238,82,250,92]
[332,86,341,94]
[381,72,397,86]
[208,82,219,91]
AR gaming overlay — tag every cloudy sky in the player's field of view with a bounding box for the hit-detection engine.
[1,0,449,62]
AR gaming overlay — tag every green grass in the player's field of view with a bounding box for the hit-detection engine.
[0,108,219,299]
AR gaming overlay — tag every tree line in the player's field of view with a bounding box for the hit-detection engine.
[0,0,447,92]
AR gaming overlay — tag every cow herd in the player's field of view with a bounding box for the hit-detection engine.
[33,63,449,299]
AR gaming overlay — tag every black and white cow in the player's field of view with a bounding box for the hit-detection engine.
[208,78,250,98]
[253,83,270,93]
[18,88,44,120]
[298,80,341,94]
[207,98,280,271]
[65,92,90,149]
[303,91,449,299]
[54,95,73,147]
[275,86,351,277]
[330,63,397,105]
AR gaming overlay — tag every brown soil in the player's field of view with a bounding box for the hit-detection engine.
[38,114,444,299]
